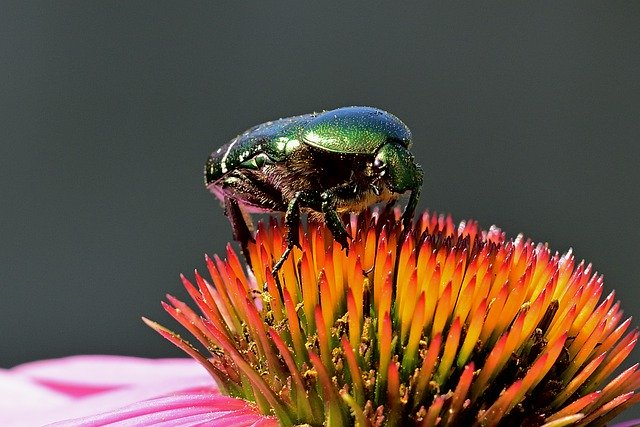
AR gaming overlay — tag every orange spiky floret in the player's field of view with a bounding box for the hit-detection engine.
[147,208,639,426]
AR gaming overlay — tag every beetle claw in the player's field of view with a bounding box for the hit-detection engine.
[335,231,350,252]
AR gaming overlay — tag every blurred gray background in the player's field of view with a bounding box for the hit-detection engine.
[1,1,639,422]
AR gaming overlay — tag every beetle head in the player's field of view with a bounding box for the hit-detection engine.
[373,142,423,195]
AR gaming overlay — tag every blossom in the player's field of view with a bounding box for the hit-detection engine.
[144,208,640,426]
[5,208,636,426]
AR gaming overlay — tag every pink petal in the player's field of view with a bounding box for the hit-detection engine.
[8,355,205,397]
[0,371,72,413]
[47,391,277,427]
[1,356,276,427]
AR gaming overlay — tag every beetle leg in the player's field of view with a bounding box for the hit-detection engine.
[273,186,353,274]
[271,246,292,275]
[401,186,421,229]
[224,196,255,264]
[320,189,350,251]
[272,191,309,274]
[284,192,303,250]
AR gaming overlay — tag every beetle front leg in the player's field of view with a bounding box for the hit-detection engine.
[224,196,255,264]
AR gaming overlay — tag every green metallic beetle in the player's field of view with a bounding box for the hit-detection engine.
[205,106,423,272]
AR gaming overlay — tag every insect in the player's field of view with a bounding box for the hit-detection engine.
[204,106,423,272]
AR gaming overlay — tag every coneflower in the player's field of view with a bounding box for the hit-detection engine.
[145,208,640,426]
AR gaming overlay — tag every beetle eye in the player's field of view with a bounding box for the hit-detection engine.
[373,158,386,171]
[373,158,387,177]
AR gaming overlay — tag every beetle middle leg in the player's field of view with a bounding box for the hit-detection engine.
[402,186,421,229]
[272,183,359,274]
[271,191,318,274]
[320,189,351,251]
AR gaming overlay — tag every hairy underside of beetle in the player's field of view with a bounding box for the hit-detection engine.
[215,144,398,221]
